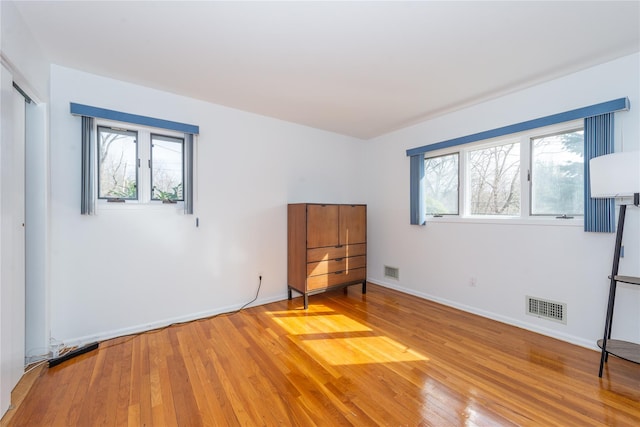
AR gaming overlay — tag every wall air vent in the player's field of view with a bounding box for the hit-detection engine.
[526,296,566,324]
[384,265,400,280]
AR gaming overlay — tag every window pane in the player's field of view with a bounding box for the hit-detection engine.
[425,153,458,215]
[98,127,138,199]
[469,142,520,215]
[151,134,184,201]
[531,130,584,216]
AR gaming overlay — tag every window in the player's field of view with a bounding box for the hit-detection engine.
[151,134,184,202]
[468,141,520,215]
[98,127,138,200]
[96,122,186,205]
[73,102,198,215]
[424,153,458,215]
[422,122,583,220]
[530,129,584,216]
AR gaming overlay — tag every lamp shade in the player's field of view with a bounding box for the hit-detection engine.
[589,151,640,198]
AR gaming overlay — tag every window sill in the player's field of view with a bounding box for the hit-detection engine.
[425,215,583,227]
[96,201,185,213]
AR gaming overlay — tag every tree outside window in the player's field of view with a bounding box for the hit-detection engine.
[98,127,138,199]
[531,130,584,216]
[468,142,520,215]
[425,153,459,215]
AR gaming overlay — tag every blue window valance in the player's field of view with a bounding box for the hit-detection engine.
[406,98,628,158]
[408,98,629,226]
[70,102,199,135]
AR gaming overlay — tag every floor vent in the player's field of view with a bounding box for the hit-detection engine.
[384,265,400,280]
[526,296,566,324]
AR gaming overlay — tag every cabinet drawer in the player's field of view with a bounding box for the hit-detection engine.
[306,243,366,263]
[307,268,366,291]
[307,255,366,277]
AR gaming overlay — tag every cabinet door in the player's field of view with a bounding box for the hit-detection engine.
[339,205,366,245]
[307,204,339,248]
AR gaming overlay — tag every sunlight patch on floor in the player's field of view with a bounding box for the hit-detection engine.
[300,336,428,365]
[268,305,428,365]
[266,304,335,315]
[271,313,372,335]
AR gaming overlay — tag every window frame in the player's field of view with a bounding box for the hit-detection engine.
[422,120,584,224]
[94,118,188,209]
[97,125,139,201]
[424,152,460,216]
[528,127,585,218]
[150,133,185,203]
[465,136,521,217]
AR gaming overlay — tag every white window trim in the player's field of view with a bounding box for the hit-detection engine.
[94,118,187,213]
[424,119,584,226]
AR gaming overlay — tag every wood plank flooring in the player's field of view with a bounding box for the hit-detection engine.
[5,283,640,426]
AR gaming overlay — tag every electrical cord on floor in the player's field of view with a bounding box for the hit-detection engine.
[238,275,262,311]
[25,341,84,371]
[99,275,264,351]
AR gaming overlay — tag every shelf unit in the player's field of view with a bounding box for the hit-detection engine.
[597,201,640,377]
[598,275,640,374]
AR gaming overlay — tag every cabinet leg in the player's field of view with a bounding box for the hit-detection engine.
[362,281,367,294]
[304,294,309,310]
[343,286,348,295]
[287,287,292,300]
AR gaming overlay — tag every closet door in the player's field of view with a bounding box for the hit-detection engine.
[339,205,366,245]
[306,204,339,248]
[0,68,27,416]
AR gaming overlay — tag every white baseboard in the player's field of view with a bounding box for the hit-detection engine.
[59,293,286,350]
[369,278,598,351]
[61,281,598,354]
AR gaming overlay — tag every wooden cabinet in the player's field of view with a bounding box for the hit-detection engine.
[288,203,367,309]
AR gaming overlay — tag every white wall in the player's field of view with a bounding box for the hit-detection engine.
[49,65,367,345]
[0,0,48,102]
[366,53,640,349]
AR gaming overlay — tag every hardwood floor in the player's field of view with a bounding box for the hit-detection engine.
[0,364,45,427]
[5,283,640,426]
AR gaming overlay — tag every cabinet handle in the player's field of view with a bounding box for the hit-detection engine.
[335,245,343,248]
[334,271,343,275]
[335,258,343,261]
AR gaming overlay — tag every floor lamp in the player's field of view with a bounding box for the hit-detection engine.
[589,151,640,377]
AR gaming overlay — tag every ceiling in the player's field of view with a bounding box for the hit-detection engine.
[12,1,640,139]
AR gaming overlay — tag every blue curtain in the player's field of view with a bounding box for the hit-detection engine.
[409,154,425,225]
[584,113,615,232]
[184,133,194,215]
[81,116,94,215]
